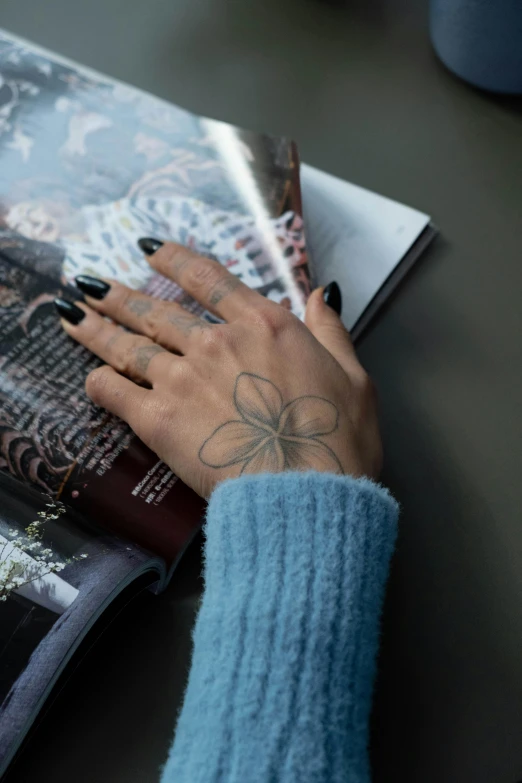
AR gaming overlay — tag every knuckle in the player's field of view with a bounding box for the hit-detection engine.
[85,365,113,403]
[198,324,230,355]
[185,258,222,292]
[315,322,352,353]
[80,314,104,345]
[116,286,136,320]
[249,305,288,337]
[164,243,189,271]
[323,322,348,342]
[116,339,148,375]
[167,358,194,390]
[142,308,165,343]
[117,346,136,375]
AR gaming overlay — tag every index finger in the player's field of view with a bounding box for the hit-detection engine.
[139,239,262,321]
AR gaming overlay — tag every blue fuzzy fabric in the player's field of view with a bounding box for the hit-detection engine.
[161,472,398,782]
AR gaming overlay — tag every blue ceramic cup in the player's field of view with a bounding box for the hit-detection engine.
[430,0,522,94]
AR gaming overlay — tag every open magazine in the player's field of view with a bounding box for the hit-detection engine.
[0,29,435,776]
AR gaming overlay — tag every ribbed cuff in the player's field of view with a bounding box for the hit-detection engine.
[163,472,398,783]
[206,471,398,584]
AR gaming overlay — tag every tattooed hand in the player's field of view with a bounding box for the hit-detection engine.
[56,243,382,499]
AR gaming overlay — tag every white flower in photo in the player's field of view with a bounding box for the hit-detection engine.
[17,80,40,96]
[55,96,76,113]
[7,50,21,65]
[134,132,170,162]
[36,61,52,77]
[6,127,34,163]
[0,496,88,612]
[62,111,112,157]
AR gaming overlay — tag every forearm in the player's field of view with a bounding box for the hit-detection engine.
[161,472,398,783]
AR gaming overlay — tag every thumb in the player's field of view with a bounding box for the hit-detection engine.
[305,283,362,377]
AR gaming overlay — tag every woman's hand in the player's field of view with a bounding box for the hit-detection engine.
[56,242,382,499]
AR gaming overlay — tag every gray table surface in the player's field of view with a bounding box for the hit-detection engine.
[3,0,522,781]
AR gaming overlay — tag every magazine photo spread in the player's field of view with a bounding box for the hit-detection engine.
[0,30,313,775]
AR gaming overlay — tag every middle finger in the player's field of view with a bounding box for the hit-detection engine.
[142,241,262,321]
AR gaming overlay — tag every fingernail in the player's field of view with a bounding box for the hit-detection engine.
[323,282,342,315]
[138,237,163,256]
[54,298,86,325]
[75,275,110,300]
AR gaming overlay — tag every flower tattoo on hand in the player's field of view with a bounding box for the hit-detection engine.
[199,373,343,475]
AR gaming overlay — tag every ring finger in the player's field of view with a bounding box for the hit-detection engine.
[74,276,211,354]
[55,298,174,386]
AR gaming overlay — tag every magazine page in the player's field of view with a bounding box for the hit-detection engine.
[0,469,164,777]
[0,30,310,562]
[300,164,432,337]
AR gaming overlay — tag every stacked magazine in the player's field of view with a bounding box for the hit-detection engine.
[0,29,435,776]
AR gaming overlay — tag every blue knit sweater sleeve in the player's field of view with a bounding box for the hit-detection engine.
[161,472,398,783]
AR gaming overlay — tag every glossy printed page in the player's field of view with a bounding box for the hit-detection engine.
[0,30,309,560]
[0,471,160,777]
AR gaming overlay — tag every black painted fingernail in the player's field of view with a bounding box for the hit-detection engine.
[138,237,163,256]
[75,275,110,300]
[54,298,86,325]
[323,282,342,315]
